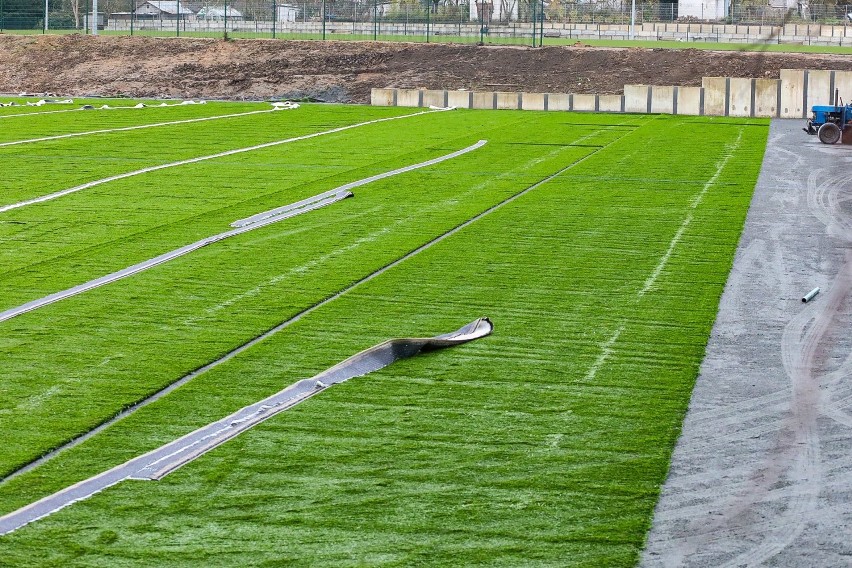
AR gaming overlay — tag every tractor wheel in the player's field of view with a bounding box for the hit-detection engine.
[818,122,842,144]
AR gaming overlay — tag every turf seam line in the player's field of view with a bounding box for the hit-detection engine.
[0,139,486,324]
[0,319,493,536]
[638,128,745,297]
[0,108,287,148]
[0,129,623,486]
[0,107,448,214]
[582,324,625,382]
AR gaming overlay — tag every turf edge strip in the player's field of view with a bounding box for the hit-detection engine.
[0,318,492,537]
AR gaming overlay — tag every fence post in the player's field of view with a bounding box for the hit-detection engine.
[426,2,430,43]
[176,0,180,36]
[130,1,134,35]
[531,0,535,46]
[272,0,276,38]
[224,0,228,37]
[84,0,89,33]
[479,0,485,43]
[0,0,4,32]
[539,0,544,46]
[373,0,377,40]
[322,0,326,39]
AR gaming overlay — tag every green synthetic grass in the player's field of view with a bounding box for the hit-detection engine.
[0,102,417,207]
[0,105,768,566]
[0,108,621,472]
[0,99,269,140]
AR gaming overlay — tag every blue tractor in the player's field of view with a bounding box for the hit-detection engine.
[804,89,852,144]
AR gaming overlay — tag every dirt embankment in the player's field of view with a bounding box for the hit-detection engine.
[2,34,852,103]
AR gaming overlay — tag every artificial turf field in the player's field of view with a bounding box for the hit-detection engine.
[0,99,768,566]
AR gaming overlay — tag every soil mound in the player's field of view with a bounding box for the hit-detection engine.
[2,34,851,103]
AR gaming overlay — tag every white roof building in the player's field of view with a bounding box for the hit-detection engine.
[196,5,244,20]
[135,1,194,18]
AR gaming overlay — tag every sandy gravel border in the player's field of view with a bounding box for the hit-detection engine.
[642,120,852,567]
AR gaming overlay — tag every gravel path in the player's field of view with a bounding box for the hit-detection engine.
[642,120,852,567]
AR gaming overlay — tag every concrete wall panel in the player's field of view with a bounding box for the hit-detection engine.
[650,85,675,114]
[548,93,570,111]
[754,78,780,117]
[807,69,832,109]
[780,69,806,118]
[624,85,650,113]
[397,89,422,108]
[573,94,597,111]
[728,77,752,117]
[702,77,728,116]
[677,86,702,115]
[423,89,447,108]
[472,92,496,110]
[496,91,520,110]
[447,90,472,109]
[598,95,622,112]
[370,88,395,107]
[521,92,546,111]
[834,71,852,103]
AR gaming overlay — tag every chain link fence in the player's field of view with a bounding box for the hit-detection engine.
[2,0,851,44]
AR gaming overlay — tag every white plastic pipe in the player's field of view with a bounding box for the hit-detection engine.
[802,287,820,303]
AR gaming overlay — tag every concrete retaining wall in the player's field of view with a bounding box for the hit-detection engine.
[371,68,849,119]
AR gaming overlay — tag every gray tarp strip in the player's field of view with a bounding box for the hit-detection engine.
[0,191,351,324]
[0,317,492,536]
[232,140,488,228]
[0,138,486,324]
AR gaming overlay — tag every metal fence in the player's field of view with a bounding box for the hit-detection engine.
[1,0,851,45]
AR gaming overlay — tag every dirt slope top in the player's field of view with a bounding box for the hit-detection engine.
[2,34,851,103]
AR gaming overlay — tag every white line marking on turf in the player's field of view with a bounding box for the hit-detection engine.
[583,325,625,382]
[0,108,84,119]
[0,108,285,148]
[0,108,450,214]
[0,139,485,324]
[0,99,206,119]
[638,129,744,297]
